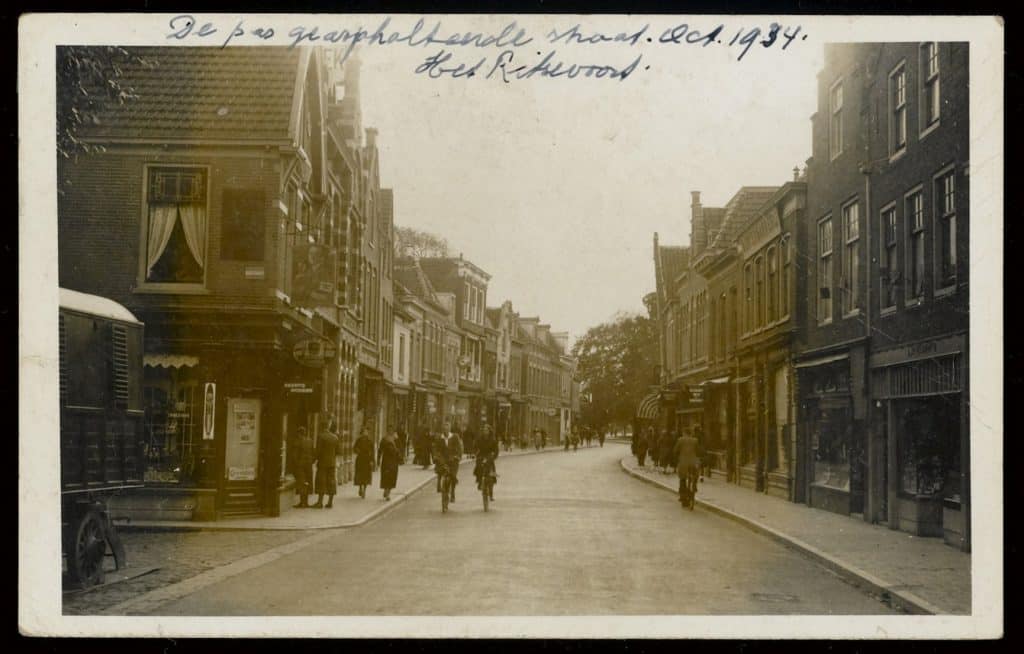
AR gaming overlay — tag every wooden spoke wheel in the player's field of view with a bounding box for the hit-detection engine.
[67,510,107,587]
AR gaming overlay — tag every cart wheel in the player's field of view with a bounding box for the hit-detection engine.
[68,510,107,587]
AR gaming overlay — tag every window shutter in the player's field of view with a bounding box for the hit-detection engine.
[111,325,130,409]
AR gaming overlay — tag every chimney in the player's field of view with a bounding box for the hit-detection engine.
[690,191,706,256]
[653,232,659,261]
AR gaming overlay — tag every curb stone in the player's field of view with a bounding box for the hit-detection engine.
[618,457,943,615]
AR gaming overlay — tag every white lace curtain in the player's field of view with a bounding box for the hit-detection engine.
[146,205,207,277]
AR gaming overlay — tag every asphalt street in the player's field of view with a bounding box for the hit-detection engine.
[137,443,896,615]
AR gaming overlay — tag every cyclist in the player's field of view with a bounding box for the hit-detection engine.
[431,429,449,496]
[673,428,700,508]
[474,424,499,502]
[443,425,464,503]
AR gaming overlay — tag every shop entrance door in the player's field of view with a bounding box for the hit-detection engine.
[223,397,263,516]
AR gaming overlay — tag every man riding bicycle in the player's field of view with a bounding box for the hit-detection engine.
[474,425,499,502]
[673,429,700,508]
[432,426,464,502]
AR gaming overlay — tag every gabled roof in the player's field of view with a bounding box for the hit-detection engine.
[395,258,443,311]
[655,245,690,299]
[485,307,502,329]
[80,46,305,142]
[706,187,779,252]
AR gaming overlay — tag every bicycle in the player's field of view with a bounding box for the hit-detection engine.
[438,466,452,513]
[679,466,698,510]
[477,458,496,512]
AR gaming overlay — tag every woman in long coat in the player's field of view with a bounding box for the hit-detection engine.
[353,428,374,498]
[378,431,400,500]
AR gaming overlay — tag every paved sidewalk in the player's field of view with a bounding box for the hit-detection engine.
[620,457,971,615]
[119,445,568,532]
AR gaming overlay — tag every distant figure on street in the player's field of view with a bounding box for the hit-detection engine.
[473,424,499,502]
[378,430,400,501]
[693,425,709,480]
[463,426,477,461]
[292,427,313,509]
[444,425,464,502]
[570,427,580,451]
[541,429,548,449]
[564,429,571,451]
[674,429,701,507]
[313,420,339,509]
[597,426,605,448]
[353,427,374,499]
[635,429,649,467]
[533,429,542,451]
[396,427,408,465]
[414,426,431,469]
[659,430,675,474]
[431,430,449,494]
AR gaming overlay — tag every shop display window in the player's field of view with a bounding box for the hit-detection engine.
[811,406,852,490]
[142,376,199,484]
[898,397,960,499]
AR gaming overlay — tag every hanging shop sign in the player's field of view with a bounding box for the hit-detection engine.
[293,338,337,368]
[202,382,216,440]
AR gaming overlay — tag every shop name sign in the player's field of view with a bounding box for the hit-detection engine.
[293,338,337,367]
[906,341,938,357]
[284,382,314,394]
[687,386,705,404]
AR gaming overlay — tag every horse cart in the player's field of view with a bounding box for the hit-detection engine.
[59,288,145,587]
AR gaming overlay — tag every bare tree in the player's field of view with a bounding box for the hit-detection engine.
[394,226,451,259]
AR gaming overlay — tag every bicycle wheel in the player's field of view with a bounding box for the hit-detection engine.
[482,480,489,512]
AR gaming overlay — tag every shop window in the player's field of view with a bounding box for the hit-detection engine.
[142,379,199,484]
[811,404,853,490]
[898,397,960,499]
[144,167,208,285]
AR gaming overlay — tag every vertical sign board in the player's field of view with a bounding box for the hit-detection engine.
[203,382,216,440]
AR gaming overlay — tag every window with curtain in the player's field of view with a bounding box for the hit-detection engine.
[818,217,834,323]
[880,206,899,310]
[145,167,208,284]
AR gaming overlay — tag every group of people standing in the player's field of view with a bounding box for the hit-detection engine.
[564,425,605,451]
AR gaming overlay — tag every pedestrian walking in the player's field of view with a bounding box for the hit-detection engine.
[415,425,431,469]
[694,425,709,480]
[378,430,400,501]
[397,427,408,465]
[659,430,675,474]
[598,427,605,448]
[541,429,548,449]
[353,427,374,499]
[533,429,542,451]
[570,428,579,451]
[313,420,339,509]
[292,427,313,508]
[635,429,649,467]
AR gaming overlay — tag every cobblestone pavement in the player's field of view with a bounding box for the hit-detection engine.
[62,529,315,615]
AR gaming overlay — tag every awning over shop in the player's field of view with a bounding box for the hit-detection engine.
[144,354,198,369]
[794,352,849,369]
[636,392,659,419]
[733,376,752,384]
[391,386,410,396]
[701,376,730,385]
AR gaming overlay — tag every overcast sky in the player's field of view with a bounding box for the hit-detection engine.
[353,15,825,344]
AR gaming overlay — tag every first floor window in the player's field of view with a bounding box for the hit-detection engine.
[146,167,208,284]
[936,171,957,288]
[818,217,834,322]
[921,42,941,128]
[906,191,925,299]
[880,206,899,309]
[842,202,861,314]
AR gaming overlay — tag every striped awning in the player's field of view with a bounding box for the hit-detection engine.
[636,392,660,419]
[144,354,199,369]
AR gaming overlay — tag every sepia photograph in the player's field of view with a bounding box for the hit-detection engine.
[18,12,1002,639]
